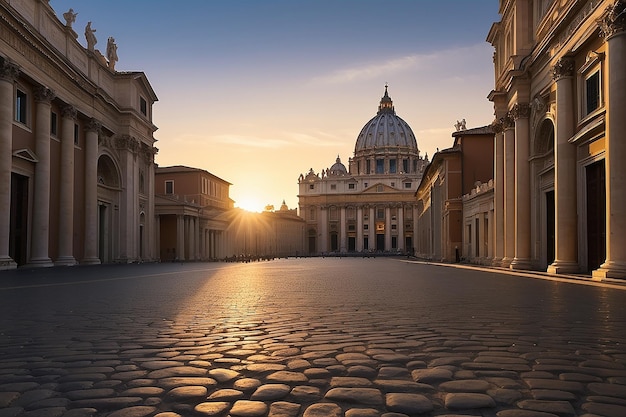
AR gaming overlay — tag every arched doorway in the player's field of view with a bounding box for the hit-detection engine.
[97,154,121,263]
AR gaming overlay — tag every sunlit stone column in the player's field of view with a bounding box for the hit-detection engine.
[188,216,196,261]
[0,59,19,270]
[82,118,101,265]
[492,120,505,266]
[55,105,78,266]
[595,3,626,279]
[548,58,579,274]
[502,115,515,267]
[510,103,532,270]
[28,86,56,267]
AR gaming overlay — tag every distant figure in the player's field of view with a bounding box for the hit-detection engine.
[85,22,97,51]
[106,37,118,70]
[63,8,77,28]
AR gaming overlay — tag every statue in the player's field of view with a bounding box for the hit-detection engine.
[106,37,118,71]
[63,8,77,28]
[454,118,467,131]
[85,22,97,51]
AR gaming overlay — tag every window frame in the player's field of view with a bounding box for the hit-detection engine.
[165,180,174,195]
[15,87,28,125]
[578,52,604,122]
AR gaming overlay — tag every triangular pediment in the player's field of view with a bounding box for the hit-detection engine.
[13,148,38,163]
[362,183,396,193]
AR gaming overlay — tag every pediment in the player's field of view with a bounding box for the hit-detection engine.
[13,148,38,163]
[362,183,395,193]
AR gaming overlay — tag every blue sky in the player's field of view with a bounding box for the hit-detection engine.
[50,1,500,212]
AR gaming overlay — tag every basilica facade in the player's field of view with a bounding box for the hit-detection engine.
[298,87,428,255]
[488,0,626,278]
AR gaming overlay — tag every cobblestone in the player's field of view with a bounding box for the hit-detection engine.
[1,259,626,417]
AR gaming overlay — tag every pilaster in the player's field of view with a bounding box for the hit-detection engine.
[82,118,101,264]
[502,114,515,267]
[492,120,505,266]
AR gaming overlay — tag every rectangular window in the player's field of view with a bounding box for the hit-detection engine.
[376,159,384,174]
[74,124,79,145]
[585,71,600,115]
[377,208,384,219]
[16,89,27,124]
[364,182,368,188]
[348,183,355,190]
[391,182,395,187]
[404,182,412,189]
[364,224,369,230]
[348,225,355,231]
[330,184,336,190]
[403,159,409,173]
[366,160,371,174]
[309,184,314,190]
[140,97,147,116]
[389,159,397,174]
[309,208,316,221]
[391,224,397,230]
[165,180,174,194]
[50,112,58,136]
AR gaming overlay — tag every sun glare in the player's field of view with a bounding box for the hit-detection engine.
[235,197,265,213]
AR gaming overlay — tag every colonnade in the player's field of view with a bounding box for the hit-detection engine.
[171,214,223,261]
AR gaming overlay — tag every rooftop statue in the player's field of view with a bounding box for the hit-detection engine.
[85,22,97,51]
[63,8,77,28]
[107,37,118,71]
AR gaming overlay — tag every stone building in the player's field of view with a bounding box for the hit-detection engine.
[155,166,233,261]
[487,0,626,278]
[298,86,429,255]
[1,0,158,269]
[414,126,495,263]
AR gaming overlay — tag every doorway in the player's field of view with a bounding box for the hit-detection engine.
[546,190,555,266]
[9,173,29,266]
[586,160,606,272]
[376,233,385,251]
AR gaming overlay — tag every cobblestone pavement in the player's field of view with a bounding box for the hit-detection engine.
[1,258,626,417]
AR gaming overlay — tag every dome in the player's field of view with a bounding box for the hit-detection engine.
[354,86,419,155]
[329,155,347,175]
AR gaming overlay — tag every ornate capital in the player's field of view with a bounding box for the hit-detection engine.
[34,86,56,104]
[599,0,626,39]
[511,103,531,120]
[85,118,102,133]
[501,113,515,130]
[552,57,575,81]
[61,105,77,120]
[0,57,20,82]
[491,119,504,134]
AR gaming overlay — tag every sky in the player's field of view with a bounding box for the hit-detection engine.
[50,1,500,212]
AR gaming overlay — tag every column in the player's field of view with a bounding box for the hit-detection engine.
[487,209,494,260]
[189,216,196,261]
[28,86,55,267]
[502,115,515,267]
[176,214,185,261]
[339,206,346,252]
[385,206,391,251]
[398,205,404,252]
[510,103,532,270]
[492,121,505,266]
[320,206,328,253]
[548,58,579,274]
[155,215,161,261]
[595,6,626,279]
[82,118,101,264]
[356,206,363,252]
[55,105,77,266]
[369,207,375,248]
[0,59,19,269]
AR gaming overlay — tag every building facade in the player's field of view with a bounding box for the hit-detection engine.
[298,87,429,255]
[1,0,158,269]
[488,0,626,278]
[414,126,495,263]
[155,166,233,261]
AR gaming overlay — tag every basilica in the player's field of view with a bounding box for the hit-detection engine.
[298,87,429,255]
